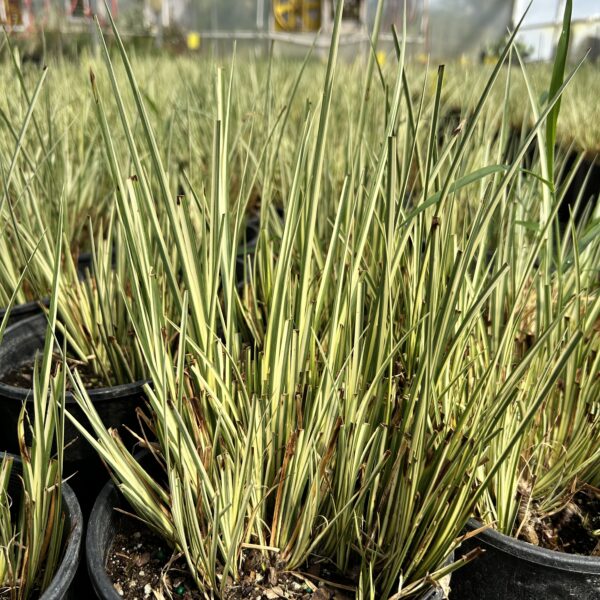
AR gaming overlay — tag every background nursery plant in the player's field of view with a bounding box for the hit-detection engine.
[474,1,600,554]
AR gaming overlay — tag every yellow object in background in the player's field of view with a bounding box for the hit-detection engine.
[149,0,162,14]
[274,0,297,31]
[302,0,321,31]
[187,32,201,51]
[274,0,321,32]
[376,51,386,67]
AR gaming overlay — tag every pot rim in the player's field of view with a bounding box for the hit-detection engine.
[0,299,48,318]
[41,479,83,600]
[0,314,149,405]
[0,379,150,404]
[1,452,83,600]
[467,518,600,574]
[87,480,126,600]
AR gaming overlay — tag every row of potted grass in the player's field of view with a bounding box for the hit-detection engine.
[1,0,599,597]
[2,19,597,326]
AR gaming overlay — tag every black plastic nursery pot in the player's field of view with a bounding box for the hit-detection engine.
[235,213,261,289]
[0,298,49,328]
[86,480,141,600]
[87,476,450,600]
[451,518,600,599]
[0,314,147,462]
[0,314,148,509]
[3,452,83,600]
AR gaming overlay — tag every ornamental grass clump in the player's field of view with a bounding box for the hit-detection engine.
[0,35,112,309]
[472,1,600,552]
[1,31,353,384]
[0,228,70,600]
[0,58,145,384]
[478,216,600,549]
[0,34,148,386]
[64,2,595,598]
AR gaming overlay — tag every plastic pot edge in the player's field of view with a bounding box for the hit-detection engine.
[40,481,84,600]
[466,518,600,575]
[0,314,149,404]
[0,452,83,600]
[0,299,47,322]
[86,479,121,600]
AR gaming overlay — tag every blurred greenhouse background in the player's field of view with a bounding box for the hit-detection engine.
[1,0,599,60]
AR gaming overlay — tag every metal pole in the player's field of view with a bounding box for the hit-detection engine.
[423,0,429,57]
[257,0,264,29]
[191,29,424,47]
[212,0,218,55]
[89,0,98,55]
[156,2,163,48]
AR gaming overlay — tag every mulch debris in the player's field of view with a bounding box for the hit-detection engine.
[518,485,600,555]
[106,516,352,600]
